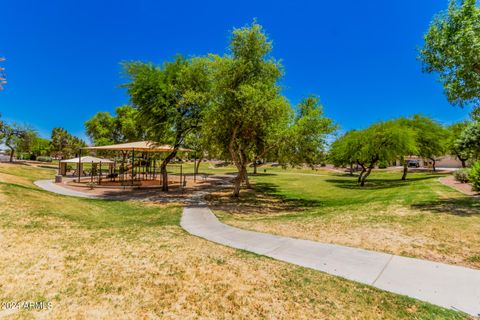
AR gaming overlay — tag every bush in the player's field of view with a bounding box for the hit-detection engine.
[36,156,53,162]
[468,162,480,191]
[453,169,469,183]
[378,160,389,169]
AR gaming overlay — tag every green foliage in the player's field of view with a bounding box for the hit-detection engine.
[397,115,449,169]
[329,120,417,185]
[419,0,480,108]
[281,96,336,167]
[85,105,145,145]
[457,121,480,159]
[51,127,86,159]
[468,161,480,191]
[123,55,210,190]
[447,121,471,166]
[453,168,470,183]
[204,21,291,195]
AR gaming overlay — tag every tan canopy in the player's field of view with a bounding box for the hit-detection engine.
[60,156,114,163]
[83,141,192,153]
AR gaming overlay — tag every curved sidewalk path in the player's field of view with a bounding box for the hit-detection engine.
[36,179,480,316]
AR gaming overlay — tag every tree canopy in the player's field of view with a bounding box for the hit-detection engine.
[85,105,145,146]
[420,0,480,109]
[123,55,210,191]
[329,120,417,186]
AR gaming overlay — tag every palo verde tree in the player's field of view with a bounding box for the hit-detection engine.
[420,0,480,110]
[204,22,291,197]
[124,56,210,191]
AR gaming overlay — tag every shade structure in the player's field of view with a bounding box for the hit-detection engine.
[60,156,114,163]
[82,141,192,153]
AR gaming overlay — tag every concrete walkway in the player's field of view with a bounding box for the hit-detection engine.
[34,180,101,199]
[35,179,480,316]
[182,205,480,316]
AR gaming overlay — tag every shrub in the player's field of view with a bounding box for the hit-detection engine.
[36,156,53,162]
[468,162,480,191]
[378,160,389,169]
[453,169,469,183]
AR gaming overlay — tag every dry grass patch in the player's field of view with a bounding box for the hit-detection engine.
[0,164,469,319]
[212,170,480,269]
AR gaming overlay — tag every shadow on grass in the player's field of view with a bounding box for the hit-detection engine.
[206,182,324,216]
[411,197,480,217]
[325,175,440,190]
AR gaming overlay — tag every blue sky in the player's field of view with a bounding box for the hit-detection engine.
[0,0,472,141]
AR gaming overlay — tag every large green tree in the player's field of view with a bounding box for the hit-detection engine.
[51,127,86,159]
[85,105,145,145]
[399,115,449,172]
[124,56,210,191]
[279,96,336,169]
[204,22,291,196]
[420,0,480,109]
[329,121,417,186]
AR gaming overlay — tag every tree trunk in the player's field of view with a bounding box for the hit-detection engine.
[349,163,353,176]
[9,148,14,162]
[357,164,366,183]
[253,161,257,175]
[461,159,466,168]
[402,161,408,180]
[194,156,203,175]
[160,151,177,192]
[360,166,373,186]
[430,158,436,172]
[232,164,246,197]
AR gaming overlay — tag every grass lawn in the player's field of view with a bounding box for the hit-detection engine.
[0,162,471,319]
[208,165,480,270]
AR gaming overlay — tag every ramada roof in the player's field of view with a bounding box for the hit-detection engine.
[82,141,192,153]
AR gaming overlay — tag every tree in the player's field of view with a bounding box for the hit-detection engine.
[85,105,146,146]
[329,121,417,186]
[204,22,292,197]
[447,121,471,167]
[51,128,86,159]
[0,123,27,162]
[457,120,480,159]
[329,130,365,177]
[124,56,210,191]
[85,112,115,146]
[401,115,449,172]
[420,0,480,109]
[280,96,336,169]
